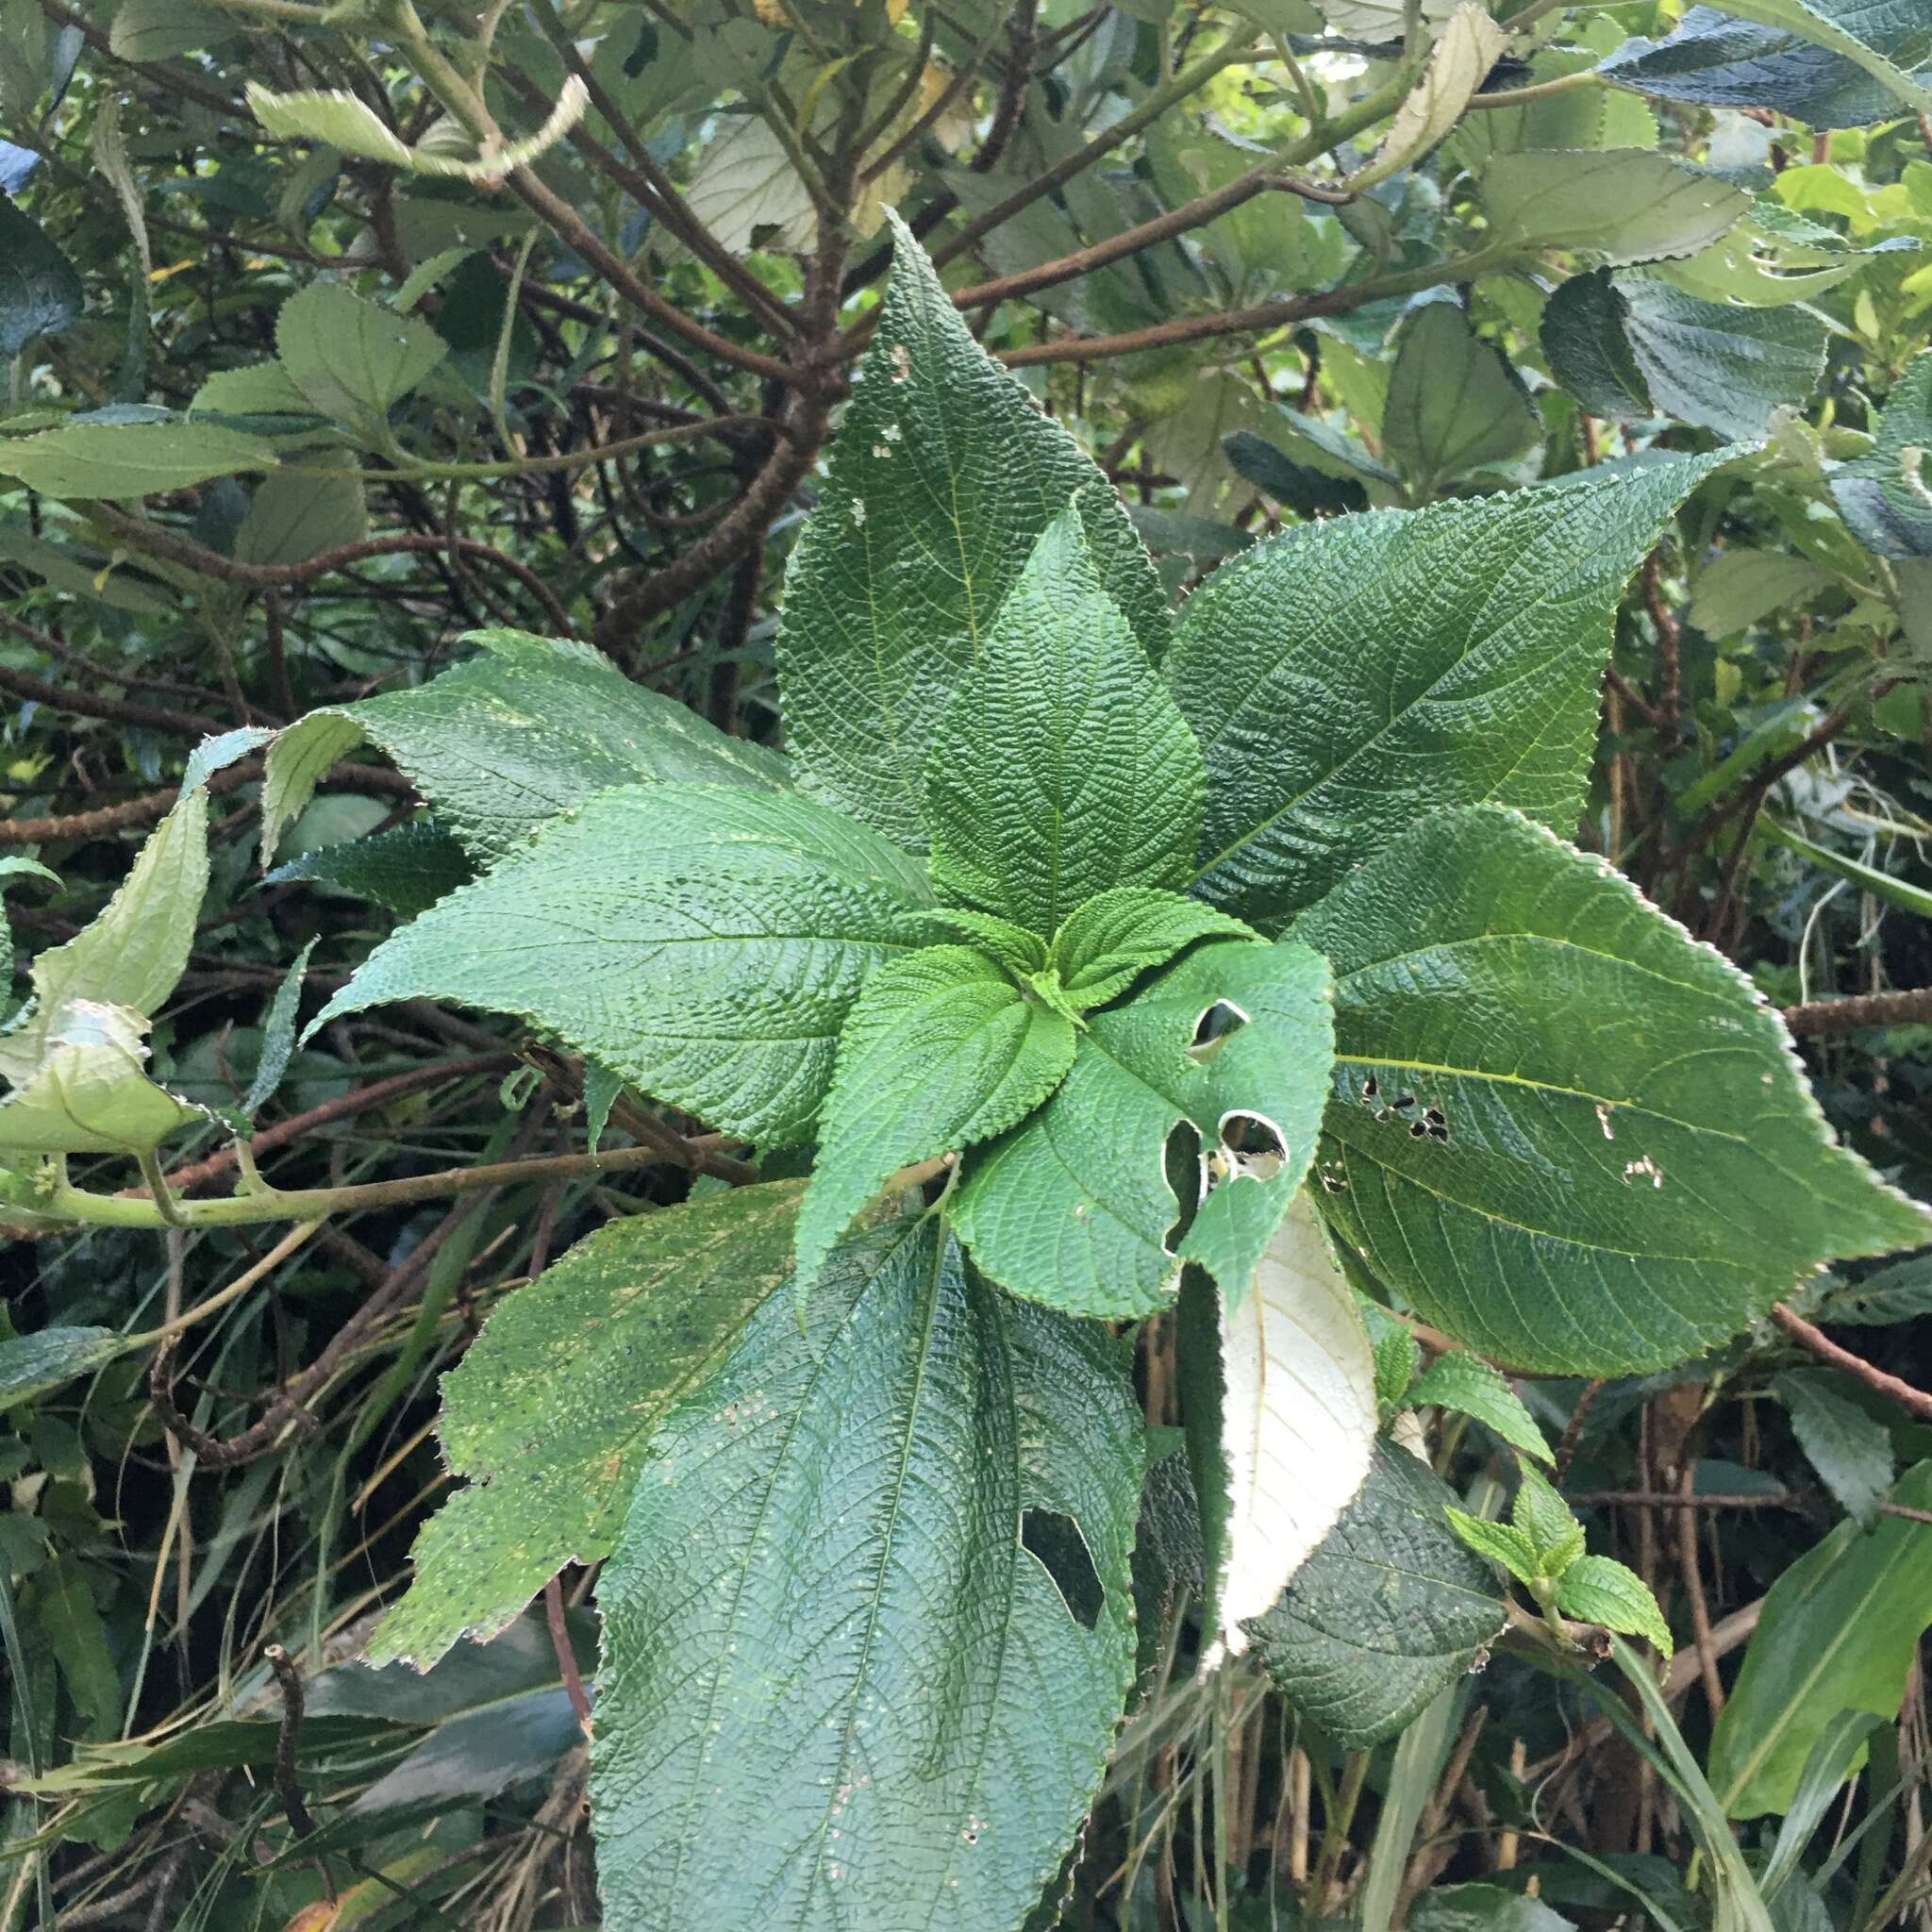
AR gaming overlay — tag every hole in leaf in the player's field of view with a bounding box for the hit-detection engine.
[1021,1507,1103,1631]
[1189,998,1249,1065]
[1216,1110,1286,1183]
[1162,1120,1200,1253]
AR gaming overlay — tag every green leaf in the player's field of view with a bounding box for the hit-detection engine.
[1047,887,1255,1013]
[108,0,230,59]
[244,84,414,165]
[308,785,936,1148]
[0,198,83,359]
[952,937,1334,1317]
[1511,1462,1583,1571]
[265,820,474,918]
[1246,1444,1506,1746]
[1700,0,1932,111]
[370,1183,804,1669]
[1293,808,1930,1374]
[1407,1353,1553,1463]
[0,1327,123,1407]
[1710,1461,1932,1816]
[242,939,317,1118]
[924,508,1204,936]
[42,1560,117,1740]
[926,907,1048,978]
[233,460,366,566]
[1177,1191,1378,1664]
[1409,1884,1576,1932]
[188,359,321,420]
[1814,1249,1932,1324]
[1540,270,1656,424]
[1688,550,1835,637]
[775,213,1168,853]
[1443,1508,1542,1588]
[794,947,1075,1296]
[1556,1554,1674,1657]
[1777,1369,1894,1528]
[1361,1297,1423,1412]
[1381,303,1541,495]
[0,421,276,500]
[1479,149,1751,266]
[1169,454,1734,928]
[275,281,449,430]
[1358,4,1507,189]
[0,1000,205,1156]
[1832,348,1932,558]
[590,1213,1142,1932]
[262,629,790,865]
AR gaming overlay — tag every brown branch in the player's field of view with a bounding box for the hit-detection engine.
[261,1646,319,1841]
[1657,704,1857,874]
[1770,1303,1932,1423]
[545,1574,593,1738]
[1675,1459,1724,1719]
[1782,987,1932,1037]
[972,0,1039,175]
[1641,549,1681,745]
[0,656,220,740]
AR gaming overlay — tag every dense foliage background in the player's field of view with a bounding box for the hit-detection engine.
[2,0,1931,1926]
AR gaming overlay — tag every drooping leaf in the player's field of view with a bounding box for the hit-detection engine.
[1167,453,1734,928]
[0,1001,205,1156]
[0,421,276,499]
[1177,1191,1378,1665]
[1710,1461,1932,1816]
[1832,349,1932,558]
[1291,807,1930,1374]
[265,820,474,917]
[792,947,1077,1298]
[1245,1443,1507,1746]
[924,508,1204,937]
[1777,1369,1894,1528]
[1381,303,1541,495]
[1047,887,1255,1013]
[590,1213,1141,1932]
[1407,1352,1553,1463]
[0,197,82,358]
[1223,427,1373,517]
[775,213,1168,853]
[1479,149,1751,266]
[1360,4,1507,187]
[1597,5,1925,125]
[262,629,791,865]
[308,785,937,1148]
[370,1183,804,1668]
[41,1559,118,1740]
[0,1325,123,1407]
[275,280,449,429]
[952,938,1334,1318]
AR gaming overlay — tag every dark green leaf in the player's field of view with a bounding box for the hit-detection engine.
[1778,1369,1894,1528]
[0,197,82,358]
[265,820,474,918]
[1409,1882,1576,1930]
[1832,349,1932,558]
[0,1328,123,1407]
[1382,303,1541,494]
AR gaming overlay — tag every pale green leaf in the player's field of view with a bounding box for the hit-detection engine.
[0,1002,204,1155]
[261,628,790,865]
[1556,1554,1674,1657]
[1709,1461,1932,1816]
[776,213,1168,853]
[681,113,813,256]
[1689,550,1835,636]
[1169,453,1735,928]
[109,0,230,60]
[1410,1884,1577,1932]
[793,947,1075,1296]
[1293,808,1930,1374]
[1048,887,1255,1013]
[1511,1462,1581,1567]
[234,460,366,567]
[0,1326,123,1407]
[1178,1190,1378,1664]
[188,360,320,420]
[1778,1369,1894,1528]
[1382,303,1541,495]
[1407,1352,1553,1463]
[1443,1509,1542,1588]
[0,198,82,359]
[308,785,936,1148]
[371,1183,804,1668]
[925,507,1205,936]
[952,937,1334,1317]
[275,281,448,429]
[0,422,276,500]
[243,939,317,1117]
[1360,5,1508,190]
[591,1213,1141,1932]
[245,84,412,164]
[1480,149,1751,265]
[1361,1297,1423,1412]
[1247,1445,1507,1747]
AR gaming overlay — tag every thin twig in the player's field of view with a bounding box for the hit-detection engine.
[1770,1303,1932,1423]
[261,1646,318,1841]
[545,1574,593,1739]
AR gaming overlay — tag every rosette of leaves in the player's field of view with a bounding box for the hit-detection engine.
[212,219,1923,1930]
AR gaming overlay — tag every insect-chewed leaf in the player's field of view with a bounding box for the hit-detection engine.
[951,937,1334,1318]
[1291,805,1931,1374]
[924,507,1204,937]
[591,1212,1141,1932]
[1177,1191,1378,1667]
[370,1183,804,1670]
[261,628,790,866]
[307,784,937,1148]
[775,213,1167,854]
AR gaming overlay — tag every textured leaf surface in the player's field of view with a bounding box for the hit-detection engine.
[1709,1460,1932,1816]
[1831,349,1932,558]
[0,422,275,499]
[591,1214,1141,1932]
[1292,808,1930,1374]
[1245,1443,1506,1746]
[0,197,82,358]
[371,1184,803,1669]
[1556,1555,1674,1656]
[0,1326,123,1406]
[265,821,473,918]
[1778,1369,1894,1528]
[1168,456,1732,928]
[925,508,1203,936]
[0,1001,204,1155]
[1697,0,1932,109]
[1048,888,1254,1013]
[1479,149,1750,265]
[1178,1191,1378,1664]
[952,938,1333,1317]
[1363,4,1507,185]
[1382,303,1540,495]
[793,947,1076,1297]
[309,786,936,1147]
[263,628,789,864]
[775,215,1167,852]
[1407,1352,1552,1462]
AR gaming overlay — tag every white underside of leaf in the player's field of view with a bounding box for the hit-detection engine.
[1206,1191,1378,1667]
